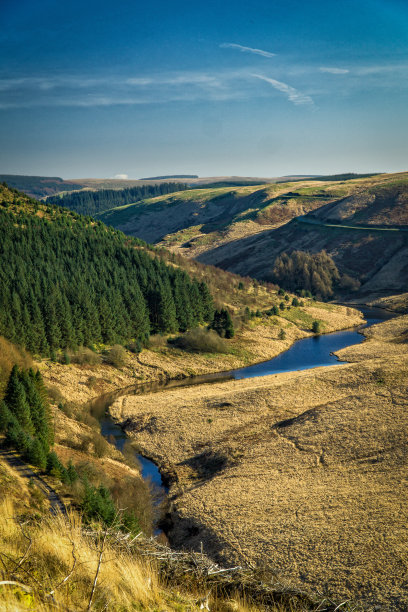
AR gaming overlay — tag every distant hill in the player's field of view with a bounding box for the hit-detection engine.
[140,174,199,180]
[96,172,408,299]
[46,182,188,217]
[0,174,84,198]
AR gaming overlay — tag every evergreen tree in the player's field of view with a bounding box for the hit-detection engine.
[27,438,47,469]
[210,308,235,339]
[0,401,12,432]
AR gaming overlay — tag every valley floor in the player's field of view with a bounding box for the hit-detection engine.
[108,315,408,611]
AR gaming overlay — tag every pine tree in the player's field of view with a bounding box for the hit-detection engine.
[27,438,47,469]
[0,401,12,432]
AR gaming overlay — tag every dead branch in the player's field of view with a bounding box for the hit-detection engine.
[0,580,33,593]
[48,532,77,596]
[87,527,108,611]
[14,520,33,571]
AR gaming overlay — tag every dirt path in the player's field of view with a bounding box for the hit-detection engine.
[0,447,66,515]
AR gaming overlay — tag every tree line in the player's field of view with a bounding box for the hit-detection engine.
[0,187,214,355]
[46,182,188,216]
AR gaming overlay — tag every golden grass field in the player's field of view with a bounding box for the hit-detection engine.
[108,315,408,611]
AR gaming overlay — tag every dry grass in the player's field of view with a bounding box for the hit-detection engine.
[0,336,32,393]
[109,315,408,611]
[0,498,164,611]
[0,492,324,611]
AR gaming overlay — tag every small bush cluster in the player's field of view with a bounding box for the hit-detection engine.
[170,327,228,353]
[69,347,102,366]
[210,308,235,339]
[103,344,127,367]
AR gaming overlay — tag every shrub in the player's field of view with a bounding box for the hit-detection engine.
[46,384,65,404]
[312,320,322,334]
[339,274,361,292]
[126,339,142,354]
[92,433,111,458]
[279,302,285,310]
[69,347,102,366]
[278,329,286,340]
[170,328,228,353]
[210,308,235,339]
[104,344,127,367]
[292,297,300,307]
[148,334,168,349]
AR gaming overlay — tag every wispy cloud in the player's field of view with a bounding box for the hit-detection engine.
[220,42,276,58]
[252,74,314,106]
[319,67,349,74]
[0,71,250,109]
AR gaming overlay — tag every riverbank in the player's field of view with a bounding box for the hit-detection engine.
[109,314,408,611]
[38,302,363,406]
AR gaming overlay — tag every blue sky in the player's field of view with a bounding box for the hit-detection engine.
[0,0,407,178]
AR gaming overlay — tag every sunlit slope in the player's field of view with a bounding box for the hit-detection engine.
[97,179,363,245]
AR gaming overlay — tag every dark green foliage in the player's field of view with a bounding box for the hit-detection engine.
[0,187,214,352]
[272,305,280,316]
[271,250,340,298]
[47,451,65,478]
[292,297,300,307]
[80,479,141,533]
[278,328,286,340]
[238,281,244,290]
[312,320,322,334]
[66,460,78,484]
[27,438,47,470]
[80,481,116,525]
[2,366,52,468]
[279,302,285,310]
[46,183,187,217]
[0,401,12,431]
[210,308,235,339]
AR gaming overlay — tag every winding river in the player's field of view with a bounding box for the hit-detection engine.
[89,306,394,523]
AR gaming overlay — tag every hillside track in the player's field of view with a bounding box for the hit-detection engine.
[295,215,408,232]
[0,447,66,515]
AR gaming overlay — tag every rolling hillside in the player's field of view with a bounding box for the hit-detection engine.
[96,172,408,300]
